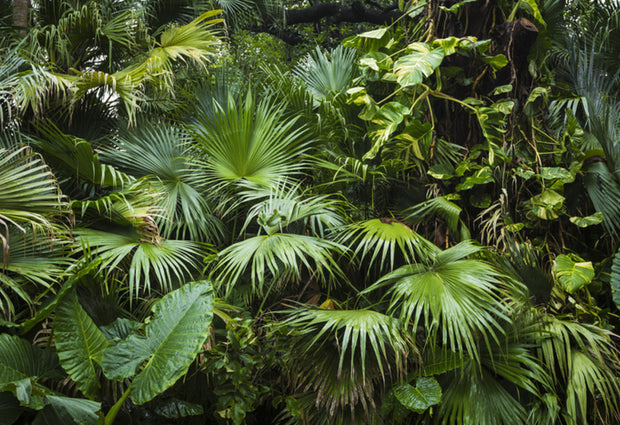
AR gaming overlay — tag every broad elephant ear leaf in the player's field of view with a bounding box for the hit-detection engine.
[101,281,214,405]
[32,396,100,425]
[54,289,109,399]
[0,334,61,386]
[394,377,442,413]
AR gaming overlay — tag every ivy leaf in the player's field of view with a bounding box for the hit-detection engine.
[394,43,445,87]
[554,254,594,294]
[439,0,476,13]
[569,212,603,228]
[394,377,442,413]
[540,167,573,183]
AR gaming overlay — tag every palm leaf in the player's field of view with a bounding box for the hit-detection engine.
[293,45,357,105]
[612,247,620,310]
[101,281,214,405]
[213,233,346,297]
[438,362,528,425]
[189,91,311,189]
[0,145,66,234]
[240,179,345,237]
[280,307,410,422]
[362,241,508,363]
[99,119,223,242]
[75,228,207,297]
[337,218,439,275]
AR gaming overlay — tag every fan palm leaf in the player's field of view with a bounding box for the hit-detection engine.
[537,316,620,424]
[0,228,70,321]
[0,146,67,234]
[75,228,208,297]
[99,119,223,242]
[239,178,345,238]
[280,307,410,423]
[212,232,346,298]
[293,45,357,106]
[189,91,311,189]
[338,218,439,275]
[362,241,509,364]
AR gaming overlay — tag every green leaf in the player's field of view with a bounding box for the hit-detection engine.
[154,398,204,418]
[0,392,23,425]
[32,396,100,425]
[54,290,110,399]
[554,254,594,294]
[481,54,508,71]
[540,167,573,182]
[365,102,410,159]
[527,189,565,220]
[569,212,603,228]
[611,248,620,310]
[524,87,549,116]
[356,28,387,39]
[493,84,513,94]
[394,43,445,87]
[101,281,214,405]
[100,318,142,342]
[394,377,442,413]
[439,0,476,13]
[0,335,61,387]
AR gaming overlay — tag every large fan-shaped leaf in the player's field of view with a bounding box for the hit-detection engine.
[362,241,508,363]
[99,120,223,242]
[0,146,66,234]
[281,307,410,422]
[54,289,109,399]
[213,233,346,297]
[338,218,438,274]
[189,91,310,189]
[75,229,206,297]
[101,281,214,405]
[293,45,357,104]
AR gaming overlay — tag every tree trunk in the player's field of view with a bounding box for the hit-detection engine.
[12,0,30,35]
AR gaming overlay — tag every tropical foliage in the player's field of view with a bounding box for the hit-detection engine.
[1,0,620,424]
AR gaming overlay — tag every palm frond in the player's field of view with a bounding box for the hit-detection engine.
[74,228,208,297]
[362,241,508,364]
[438,361,528,425]
[583,161,620,238]
[189,91,311,189]
[280,307,411,423]
[404,195,468,241]
[212,233,346,298]
[99,119,223,242]
[0,228,71,321]
[293,45,357,106]
[337,218,439,275]
[239,178,345,238]
[0,145,67,237]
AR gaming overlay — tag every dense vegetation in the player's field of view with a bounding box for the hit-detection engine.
[1,0,620,424]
